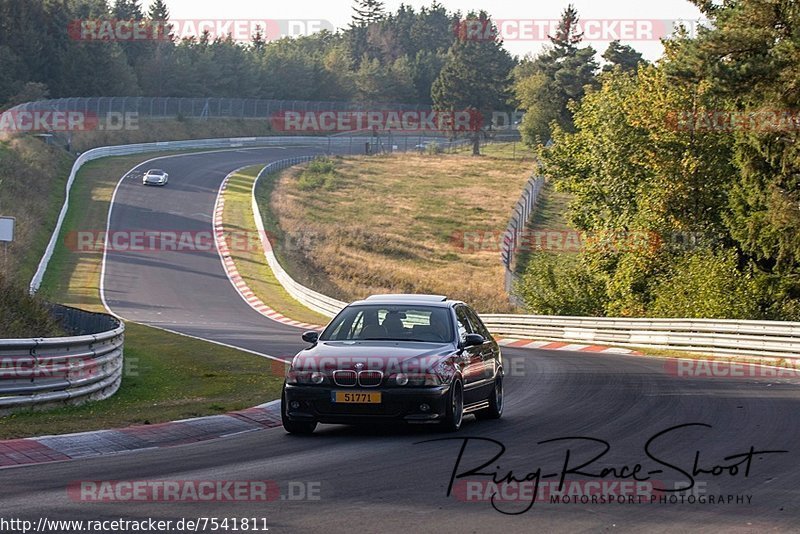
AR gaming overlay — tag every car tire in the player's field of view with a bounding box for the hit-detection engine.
[441,378,464,432]
[281,389,316,435]
[476,375,503,420]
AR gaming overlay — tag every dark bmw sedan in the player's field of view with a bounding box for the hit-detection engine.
[281,294,503,434]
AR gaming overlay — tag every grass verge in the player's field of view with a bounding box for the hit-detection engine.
[513,180,574,275]
[0,151,283,439]
[221,167,330,326]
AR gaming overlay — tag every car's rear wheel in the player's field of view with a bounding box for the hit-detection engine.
[476,375,503,420]
[281,389,316,435]
[441,378,464,432]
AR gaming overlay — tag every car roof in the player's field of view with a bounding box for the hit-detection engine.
[349,294,459,308]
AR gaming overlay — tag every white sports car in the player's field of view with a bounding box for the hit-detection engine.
[142,169,169,186]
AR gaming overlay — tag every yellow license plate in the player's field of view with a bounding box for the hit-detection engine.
[332,391,382,404]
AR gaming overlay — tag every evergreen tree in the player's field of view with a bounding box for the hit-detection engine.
[351,0,385,26]
[251,25,266,52]
[514,5,598,144]
[548,4,583,53]
[112,0,143,20]
[431,11,514,155]
[602,41,645,73]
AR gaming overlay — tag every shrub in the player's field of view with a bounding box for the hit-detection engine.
[425,141,440,155]
[0,275,64,338]
[515,253,609,316]
[297,158,338,191]
[650,248,761,319]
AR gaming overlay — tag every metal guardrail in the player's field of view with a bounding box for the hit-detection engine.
[479,315,800,359]
[0,305,124,414]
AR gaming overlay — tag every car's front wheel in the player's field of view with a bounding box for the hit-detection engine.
[476,375,503,420]
[441,378,464,432]
[281,389,316,435]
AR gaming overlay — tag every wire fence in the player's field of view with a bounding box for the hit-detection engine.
[7,97,431,119]
[502,174,545,303]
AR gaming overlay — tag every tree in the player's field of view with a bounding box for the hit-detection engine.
[602,40,645,73]
[112,0,143,19]
[354,56,390,103]
[351,0,385,26]
[137,0,176,96]
[431,11,514,155]
[537,50,738,315]
[548,3,583,53]
[348,0,386,64]
[0,45,25,105]
[514,5,598,145]
[410,50,446,104]
[251,25,266,52]
[681,0,800,274]
[147,0,169,20]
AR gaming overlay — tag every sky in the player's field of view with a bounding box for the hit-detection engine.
[143,0,705,61]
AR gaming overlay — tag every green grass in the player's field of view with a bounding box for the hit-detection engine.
[514,180,575,275]
[2,150,285,438]
[479,140,536,160]
[296,158,339,191]
[222,166,330,326]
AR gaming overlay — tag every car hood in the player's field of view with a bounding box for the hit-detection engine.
[292,340,456,373]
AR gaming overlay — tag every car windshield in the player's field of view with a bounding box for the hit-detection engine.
[148,170,165,174]
[320,304,453,343]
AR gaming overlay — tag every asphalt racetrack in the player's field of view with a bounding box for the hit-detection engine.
[1,146,798,533]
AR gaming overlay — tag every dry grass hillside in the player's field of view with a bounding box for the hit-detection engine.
[268,151,534,313]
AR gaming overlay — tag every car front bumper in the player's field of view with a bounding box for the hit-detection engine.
[283,383,452,425]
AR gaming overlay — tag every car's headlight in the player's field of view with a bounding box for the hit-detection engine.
[286,370,326,385]
[389,372,441,386]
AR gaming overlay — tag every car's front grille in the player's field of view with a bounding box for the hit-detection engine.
[358,370,383,387]
[333,370,357,387]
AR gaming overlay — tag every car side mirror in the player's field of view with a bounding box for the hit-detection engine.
[301,331,319,344]
[463,333,485,348]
